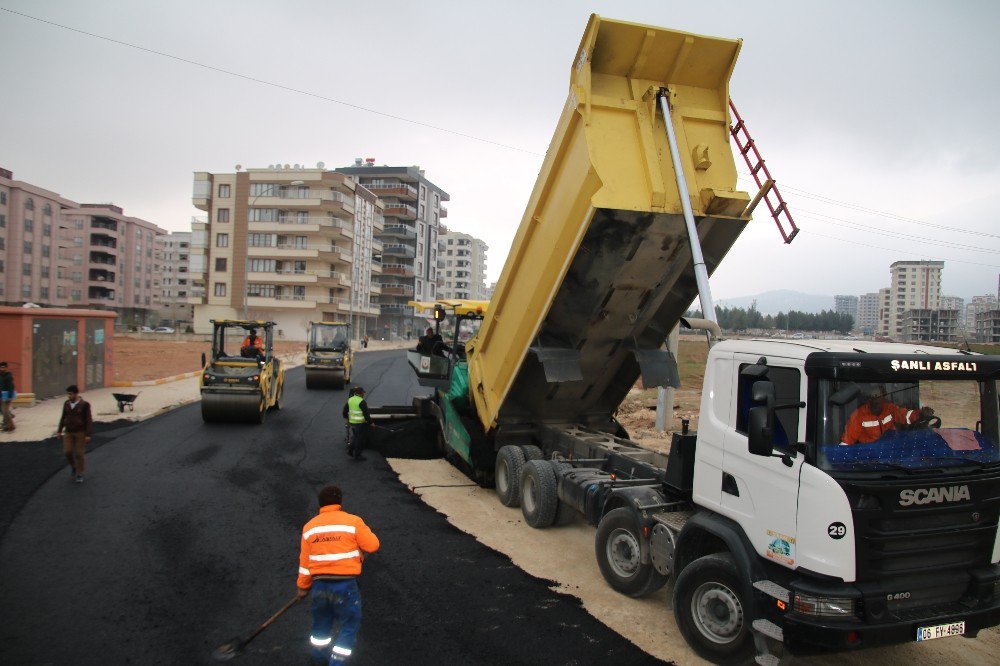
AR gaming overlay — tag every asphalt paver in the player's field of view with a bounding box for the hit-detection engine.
[0,350,664,665]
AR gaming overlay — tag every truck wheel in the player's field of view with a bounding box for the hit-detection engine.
[520,460,558,528]
[521,445,544,461]
[595,508,668,597]
[495,446,526,507]
[673,553,753,665]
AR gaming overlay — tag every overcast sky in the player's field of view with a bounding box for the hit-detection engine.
[2,0,998,303]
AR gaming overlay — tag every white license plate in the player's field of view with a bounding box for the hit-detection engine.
[916,621,965,641]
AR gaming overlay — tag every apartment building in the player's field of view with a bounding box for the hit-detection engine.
[900,308,960,343]
[336,161,449,339]
[856,292,880,334]
[966,294,999,340]
[0,167,75,306]
[190,166,382,341]
[61,204,166,327]
[833,295,858,324]
[880,261,944,339]
[439,228,488,300]
[0,167,166,326]
[940,295,965,330]
[977,309,1000,344]
[157,231,195,328]
[878,288,891,337]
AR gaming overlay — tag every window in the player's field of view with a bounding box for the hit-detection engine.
[57,286,66,298]
[216,208,230,223]
[42,223,51,236]
[145,279,151,289]
[71,290,81,301]
[24,218,33,232]
[41,245,49,258]
[735,364,801,449]
[0,237,3,250]
[249,208,278,222]
[0,260,4,272]
[214,282,227,297]
[22,285,31,299]
[23,263,32,276]
[248,259,275,272]
[248,283,276,297]
[40,287,49,299]
[0,191,5,204]
[24,197,34,210]
[73,255,82,265]
[249,233,275,247]
[41,266,49,278]
[43,203,52,216]
[75,218,84,230]
[0,214,4,227]
[215,258,228,272]
[218,184,231,198]
[216,233,229,247]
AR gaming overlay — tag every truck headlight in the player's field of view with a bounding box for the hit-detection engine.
[307,355,317,364]
[792,593,856,617]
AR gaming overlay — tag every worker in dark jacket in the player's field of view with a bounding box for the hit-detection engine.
[0,361,15,432]
[342,387,372,461]
[297,485,380,663]
[57,385,93,483]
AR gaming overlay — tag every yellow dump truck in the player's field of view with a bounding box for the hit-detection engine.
[394,14,1000,664]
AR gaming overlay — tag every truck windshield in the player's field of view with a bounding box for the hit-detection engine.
[311,325,348,351]
[816,378,999,472]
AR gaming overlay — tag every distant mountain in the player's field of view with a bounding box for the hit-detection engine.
[715,290,834,316]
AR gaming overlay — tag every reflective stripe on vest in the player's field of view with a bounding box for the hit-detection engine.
[347,395,365,424]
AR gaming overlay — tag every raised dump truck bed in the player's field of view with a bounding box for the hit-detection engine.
[467,15,751,440]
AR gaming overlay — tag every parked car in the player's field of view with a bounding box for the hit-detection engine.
[153,326,175,333]
[139,326,154,333]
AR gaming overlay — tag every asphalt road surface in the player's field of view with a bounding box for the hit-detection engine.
[0,350,663,666]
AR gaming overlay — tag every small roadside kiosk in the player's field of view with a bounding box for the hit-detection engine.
[0,307,117,403]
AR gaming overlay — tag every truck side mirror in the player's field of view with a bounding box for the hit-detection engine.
[747,405,774,456]
[829,384,860,406]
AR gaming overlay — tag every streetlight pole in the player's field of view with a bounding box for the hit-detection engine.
[243,179,304,319]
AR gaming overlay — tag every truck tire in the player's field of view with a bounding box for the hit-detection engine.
[595,508,668,597]
[521,445,544,461]
[495,446,526,507]
[552,461,576,526]
[520,460,559,528]
[673,552,753,665]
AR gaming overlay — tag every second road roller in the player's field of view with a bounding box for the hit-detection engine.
[200,319,285,423]
[304,320,352,390]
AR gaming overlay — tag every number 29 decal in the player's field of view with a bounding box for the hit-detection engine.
[828,522,847,539]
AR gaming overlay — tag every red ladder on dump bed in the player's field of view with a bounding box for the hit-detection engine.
[729,100,799,244]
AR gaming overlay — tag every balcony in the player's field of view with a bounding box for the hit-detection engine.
[439,205,448,219]
[90,233,117,249]
[250,244,317,259]
[250,189,355,215]
[88,287,115,300]
[379,283,415,297]
[247,295,316,309]
[379,224,416,240]
[325,245,354,263]
[382,263,415,278]
[383,202,417,220]
[326,297,351,311]
[372,239,384,252]
[382,244,415,259]
[91,218,118,232]
[369,284,382,295]
[379,304,413,316]
[89,269,115,283]
[90,251,116,266]
[365,181,417,200]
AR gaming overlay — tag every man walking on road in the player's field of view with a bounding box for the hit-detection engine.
[57,385,92,483]
[297,485,380,664]
[0,361,15,432]
[342,387,372,461]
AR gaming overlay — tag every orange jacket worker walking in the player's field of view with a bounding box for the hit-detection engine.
[297,485,379,663]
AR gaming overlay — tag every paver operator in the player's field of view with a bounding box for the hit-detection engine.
[841,384,935,445]
[342,387,371,461]
[57,384,93,483]
[297,484,380,664]
[0,361,15,432]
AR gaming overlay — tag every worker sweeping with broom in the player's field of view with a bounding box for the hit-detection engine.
[297,484,380,663]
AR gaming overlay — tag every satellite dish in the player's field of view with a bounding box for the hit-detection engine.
[317,161,325,169]
[235,164,242,171]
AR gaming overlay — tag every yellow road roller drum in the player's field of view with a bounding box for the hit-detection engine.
[200,320,285,423]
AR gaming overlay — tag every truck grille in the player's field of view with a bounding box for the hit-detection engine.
[857,509,996,579]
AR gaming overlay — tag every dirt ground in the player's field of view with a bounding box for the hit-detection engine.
[111,337,304,382]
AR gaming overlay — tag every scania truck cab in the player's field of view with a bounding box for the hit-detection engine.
[675,338,1000,661]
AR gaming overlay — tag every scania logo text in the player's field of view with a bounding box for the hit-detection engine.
[898,485,971,506]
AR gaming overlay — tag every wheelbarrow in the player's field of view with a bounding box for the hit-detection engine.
[112,392,140,413]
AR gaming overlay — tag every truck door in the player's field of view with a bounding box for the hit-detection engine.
[720,357,804,570]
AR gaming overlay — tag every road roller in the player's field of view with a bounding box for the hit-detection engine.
[200,319,285,423]
[304,321,352,390]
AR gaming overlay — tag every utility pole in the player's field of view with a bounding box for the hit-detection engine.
[655,324,680,432]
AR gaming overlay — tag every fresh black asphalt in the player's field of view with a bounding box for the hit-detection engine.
[0,350,666,665]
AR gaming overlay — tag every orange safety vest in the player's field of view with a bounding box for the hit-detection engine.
[241,336,264,350]
[841,403,919,445]
[297,504,380,589]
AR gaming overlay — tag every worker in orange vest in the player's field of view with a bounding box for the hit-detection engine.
[297,485,380,663]
[240,328,265,360]
[841,385,934,445]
